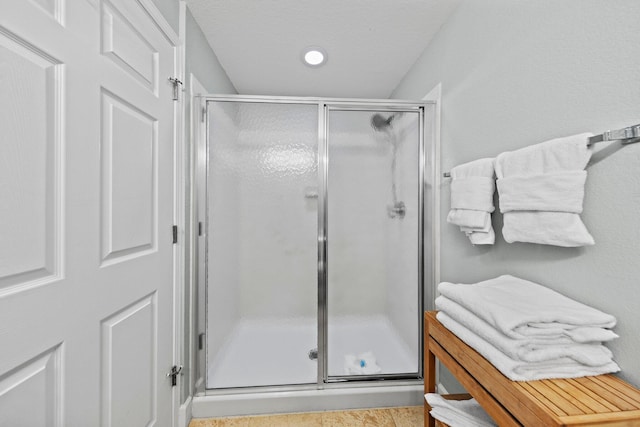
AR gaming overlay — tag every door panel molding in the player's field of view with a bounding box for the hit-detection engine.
[30,0,64,25]
[0,26,64,297]
[134,0,180,45]
[100,88,158,266]
[101,293,158,427]
[0,343,64,427]
[101,0,159,95]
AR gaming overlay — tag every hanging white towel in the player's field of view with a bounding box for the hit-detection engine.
[425,393,496,427]
[447,158,496,245]
[497,171,587,213]
[495,133,594,246]
[436,295,616,366]
[437,275,617,341]
[436,311,620,382]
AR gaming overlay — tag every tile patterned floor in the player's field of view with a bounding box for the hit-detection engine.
[189,406,423,427]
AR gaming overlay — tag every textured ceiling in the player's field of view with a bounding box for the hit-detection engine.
[185,0,460,99]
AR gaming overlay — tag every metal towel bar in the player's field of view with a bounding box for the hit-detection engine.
[588,123,640,146]
[442,123,640,177]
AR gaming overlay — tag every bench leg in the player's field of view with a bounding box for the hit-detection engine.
[425,324,436,427]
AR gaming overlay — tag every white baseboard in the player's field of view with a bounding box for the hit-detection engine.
[178,396,193,427]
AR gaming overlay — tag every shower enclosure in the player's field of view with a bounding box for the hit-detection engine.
[199,96,433,396]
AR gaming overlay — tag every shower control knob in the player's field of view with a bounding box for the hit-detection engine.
[387,201,406,219]
[304,187,319,199]
[308,348,318,360]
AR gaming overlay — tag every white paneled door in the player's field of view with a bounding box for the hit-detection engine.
[0,1,178,426]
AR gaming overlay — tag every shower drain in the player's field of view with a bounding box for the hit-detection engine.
[308,348,318,360]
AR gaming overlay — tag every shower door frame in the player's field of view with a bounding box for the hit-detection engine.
[319,102,426,385]
[198,95,434,394]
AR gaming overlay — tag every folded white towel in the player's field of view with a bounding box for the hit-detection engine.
[498,211,594,247]
[344,352,381,375]
[450,178,496,212]
[448,158,496,245]
[467,226,495,245]
[447,210,491,231]
[437,312,620,381]
[437,275,617,341]
[495,133,594,246]
[425,393,496,427]
[497,171,587,213]
[436,296,616,366]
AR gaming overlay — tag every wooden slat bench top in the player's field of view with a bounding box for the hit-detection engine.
[424,311,640,427]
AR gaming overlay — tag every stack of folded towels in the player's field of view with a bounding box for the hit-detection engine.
[446,158,496,245]
[425,394,496,427]
[436,275,620,381]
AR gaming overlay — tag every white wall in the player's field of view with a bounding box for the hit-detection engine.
[185,7,236,95]
[392,0,640,388]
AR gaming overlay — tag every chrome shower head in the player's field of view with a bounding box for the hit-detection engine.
[370,113,396,131]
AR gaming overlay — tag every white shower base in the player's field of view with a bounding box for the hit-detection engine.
[207,317,317,389]
[207,314,418,389]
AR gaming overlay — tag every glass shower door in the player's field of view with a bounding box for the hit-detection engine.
[205,100,319,388]
[325,108,422,379]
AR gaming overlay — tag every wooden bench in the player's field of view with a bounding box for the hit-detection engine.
[424,311,640,426]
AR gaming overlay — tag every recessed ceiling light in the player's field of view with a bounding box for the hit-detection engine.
[302,47,327,67]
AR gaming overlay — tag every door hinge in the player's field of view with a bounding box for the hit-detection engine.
[201,106,206,123]
[166,365,183,387]
[198,221,203,236]
[198,333,205,350]
[168,77,183,101]
[172,225,178,244]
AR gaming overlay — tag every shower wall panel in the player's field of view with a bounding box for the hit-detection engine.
[327,124,389,316]
[206,101,318,388]
[207,102,241,368]
[384,113,420,359]
[235,104,318,319]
